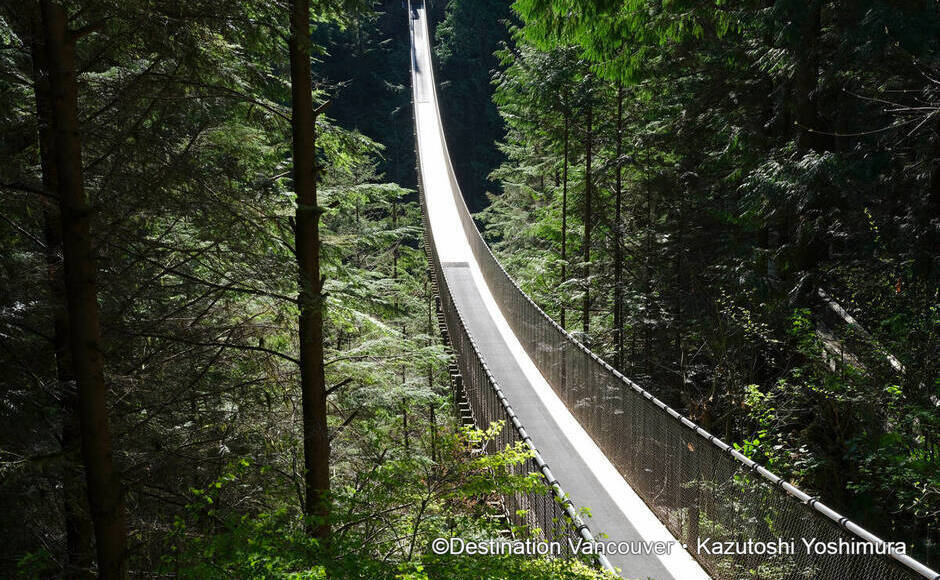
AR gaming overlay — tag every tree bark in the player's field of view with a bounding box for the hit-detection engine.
[674,177,684,398]
[644,141,653,380]
[40,1,127,577]
[30,11,94,576]
[289,0,330,540]
[613,84,624,370]
[560,105,569,330]
[582,98,593,338]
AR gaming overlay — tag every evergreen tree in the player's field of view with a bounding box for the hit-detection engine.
[484,0,940,564]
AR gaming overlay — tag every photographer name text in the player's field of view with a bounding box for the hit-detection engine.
[431,537,908,557]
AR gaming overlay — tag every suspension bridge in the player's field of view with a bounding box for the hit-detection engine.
[407,2,938,578]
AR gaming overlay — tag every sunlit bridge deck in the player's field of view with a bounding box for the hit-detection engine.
[407,2,937,579]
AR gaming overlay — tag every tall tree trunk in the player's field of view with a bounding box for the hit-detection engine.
[31,13,94,576]
[582,98,593,338]
[644,141,653,380]
[560,106,569,330]
[392,195,399,278]
[613,84,624,370]
[289,0,330,540]
[674,178,684,399]
[40,2,127,577]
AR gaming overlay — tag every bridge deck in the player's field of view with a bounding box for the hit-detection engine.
[409,4,708,579]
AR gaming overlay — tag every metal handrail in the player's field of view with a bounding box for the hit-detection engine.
[408,3,614,573]
[407,1,938,577]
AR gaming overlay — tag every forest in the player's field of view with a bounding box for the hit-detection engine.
[0,0,937,579]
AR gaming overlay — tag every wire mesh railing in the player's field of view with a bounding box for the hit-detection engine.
[409,14,612,568]
[420,185,614,573]
[431,102,937,580]
[409,2,937,578]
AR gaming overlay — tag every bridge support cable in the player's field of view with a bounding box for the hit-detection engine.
[410,25,612,575]
[412,21,939,580]
[432,60,938,580]
[408,1,937,578]
[423,192,614,573]
[454,180,939,578]
[441,89,938,580]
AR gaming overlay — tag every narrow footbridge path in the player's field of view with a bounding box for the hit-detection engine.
[407,3,938,579]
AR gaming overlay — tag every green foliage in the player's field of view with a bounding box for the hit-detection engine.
[163,428,602,579]
[0,1,596,575]
[314,2,416,188]
[433,0,512,210]
[0,0,936,573]
[487,0,940,567]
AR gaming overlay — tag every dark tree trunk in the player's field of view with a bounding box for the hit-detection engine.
[674,178,684,398]
[614,84,624,370]
[40,2,127,577]
[644,141,653,380]
[30,13,94,576]
[392,195,399,278]
[289,0,330,540]
[582,99,593,337]
[560,106,569,329]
